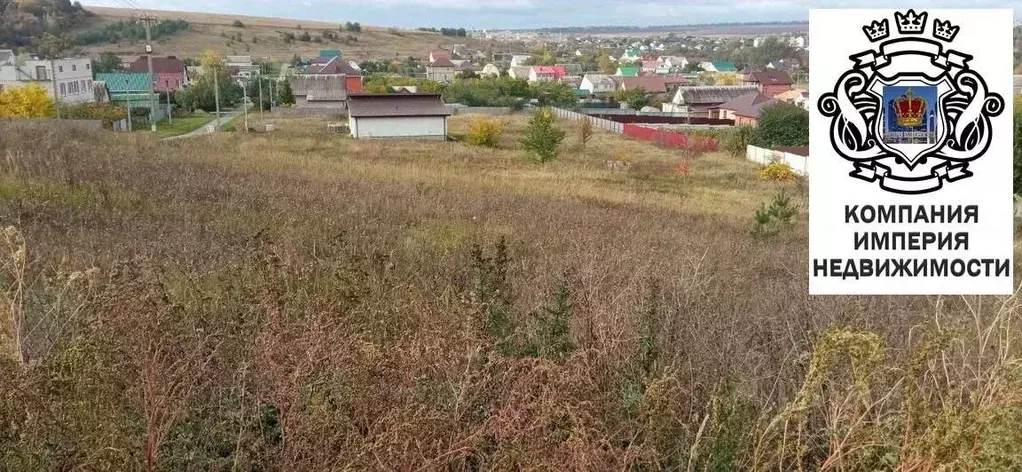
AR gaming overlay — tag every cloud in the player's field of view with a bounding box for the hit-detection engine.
[80,0,1022,28]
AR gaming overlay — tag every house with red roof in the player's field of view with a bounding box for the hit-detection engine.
[127,56,187,93]
[429,49,451,62]
[528,65,565,83]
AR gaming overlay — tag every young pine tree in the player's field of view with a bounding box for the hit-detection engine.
[522,107,565,163]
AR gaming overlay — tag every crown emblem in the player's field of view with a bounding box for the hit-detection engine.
[895,9,927,34]
[933,18,960,42]
[894,89,926,127]
[862,19,890,42]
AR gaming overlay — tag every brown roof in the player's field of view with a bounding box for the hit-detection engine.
[431,49,451,60]
[661,75,690,86]
[128,56,185,74]
[621,76,667,94]
[347,93,453,118]
[747,70,793,86]
[428,57,455,68]
[714,91,778,118]
[675,85,760,106]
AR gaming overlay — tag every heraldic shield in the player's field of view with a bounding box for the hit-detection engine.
[818,9,1004,195]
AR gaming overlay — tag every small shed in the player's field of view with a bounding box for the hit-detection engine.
[347,93,452,140]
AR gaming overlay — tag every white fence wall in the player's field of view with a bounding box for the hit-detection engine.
[746,145,808,176]
[549,107,623,133]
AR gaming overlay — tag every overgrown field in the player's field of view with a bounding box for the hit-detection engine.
[1,115,1021,470]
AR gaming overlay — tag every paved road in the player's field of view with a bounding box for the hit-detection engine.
[163,105,252,140]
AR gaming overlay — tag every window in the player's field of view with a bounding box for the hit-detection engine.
[59,65,63,73]
[72,64,77,71]
[60,83,66,96]
[35,66,47,80]
[85,63,90,70]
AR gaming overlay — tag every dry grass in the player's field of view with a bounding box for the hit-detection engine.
[78,7,500,62]
[0,114,1020,470]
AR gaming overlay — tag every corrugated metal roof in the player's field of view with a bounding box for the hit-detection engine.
[347,94,452,118]
[96,73,151,92]
[617,67,640,77]
[714,91,778,118]
[675,85,760,106]
[621,76,667,93]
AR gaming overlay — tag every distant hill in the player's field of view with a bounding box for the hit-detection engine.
[68,7,498,63]
[511,22,809,37]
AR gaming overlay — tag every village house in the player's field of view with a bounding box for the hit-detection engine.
[658,56,688,71]
[557,63,583,80]
[426,57,456,83]
[508,66,531,80]
[615,66,640,77]
[94,72,160,113]
[699,61,738,73]
[579,74,617,95]
[292,54,364,109]
[510,55,531,67]
[347,93,452,140]
[662,84,760,115]
[710,91,778,126]
[620,76,667,94]
[641,60,658,75]
[775,88,810,110]
[429,49,451,63]
[0,51,96,104]
[743,70,793,98]
[528,65,565,83]
[226,55,259,79]
[127,56,188,94]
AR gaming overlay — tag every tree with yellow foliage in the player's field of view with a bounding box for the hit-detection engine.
[0,84,56,118]
[715,73,743,86]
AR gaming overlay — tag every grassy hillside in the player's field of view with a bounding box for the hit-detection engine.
[75,6,499,62]
[1,115,1020,469]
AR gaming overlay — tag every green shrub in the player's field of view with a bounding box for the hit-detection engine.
[522,107,565,163]
[751,190,797,239]
[757,103,808,147]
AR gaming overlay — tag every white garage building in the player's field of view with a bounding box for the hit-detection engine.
[347,93,452,140]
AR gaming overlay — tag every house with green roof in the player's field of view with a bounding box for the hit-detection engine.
[95,72,171,125]
[698,61,738,73]
[615,66,640,77]
[95,72,153,106]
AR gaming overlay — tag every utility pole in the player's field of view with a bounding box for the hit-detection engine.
[240,80,249,132]
[213,67,221,131]
[270,79,276,110]
[167,91,172,124]
[259,77,264,116]
[142,14,157,132]
[49,58,61,119]
[126,85,133,131]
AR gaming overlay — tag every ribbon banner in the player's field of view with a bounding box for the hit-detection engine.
[851,39,970,74]
[851,161,972,194]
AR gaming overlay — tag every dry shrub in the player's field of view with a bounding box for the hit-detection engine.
[466,116,505,148]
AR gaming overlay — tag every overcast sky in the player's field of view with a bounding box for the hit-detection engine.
[81,1,1022,29]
